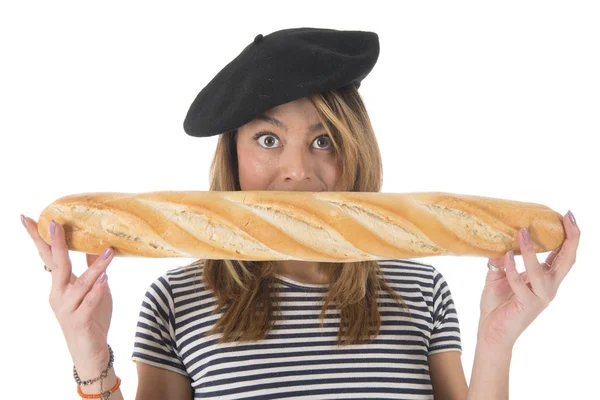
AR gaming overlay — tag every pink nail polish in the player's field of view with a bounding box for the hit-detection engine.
[567,210,577,226]
[49,220,56,238]
[100,248,113,260]
[521,228,530,244]
[97,272,107,284]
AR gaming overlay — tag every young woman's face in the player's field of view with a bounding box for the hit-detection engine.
[236,97,342,192]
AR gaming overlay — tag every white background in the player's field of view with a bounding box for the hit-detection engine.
[2,1,598,398]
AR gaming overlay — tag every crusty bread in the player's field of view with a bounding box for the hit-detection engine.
[37,191,565,261]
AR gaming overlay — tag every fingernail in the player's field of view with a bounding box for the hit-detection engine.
[567,210,577,226]
[20,214,26,228]
[49,220,56,238]
[521,228,530,244]
[509,250,515,262]
[97,272,107,284]
[100,248,113,260]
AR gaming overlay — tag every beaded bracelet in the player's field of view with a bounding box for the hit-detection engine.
[73,344,114,386]
[73,344,117,398]
[77,376,121,399]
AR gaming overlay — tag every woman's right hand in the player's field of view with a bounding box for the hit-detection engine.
[22,215,115,377]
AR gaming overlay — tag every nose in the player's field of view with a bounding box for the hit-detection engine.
[280,145,317,185]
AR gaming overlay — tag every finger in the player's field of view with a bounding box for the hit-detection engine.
[485,254,507,283]
[544,245,562,269]
[21,215,53,267]
[519,271,530,284]
[504,250,538,304]
[77,268,109,321]
[49,221,75,291]
[487,255,505,267]
[86,253,100,268]
[518,271,533,290]
[65,247,114,313]
[519,228,546,301]
[552,211,580,283]
[22,215,77,284]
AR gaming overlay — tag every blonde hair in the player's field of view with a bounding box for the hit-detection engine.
[186,84,410,346]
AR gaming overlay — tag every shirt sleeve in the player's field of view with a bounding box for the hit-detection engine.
[428,267,462,356]
[131,273,189,377]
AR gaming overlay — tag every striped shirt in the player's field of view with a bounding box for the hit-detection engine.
[131,259,462,399]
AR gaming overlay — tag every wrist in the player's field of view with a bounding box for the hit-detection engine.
[475,337,514,360]
[73,351,111,381]
[73,344,115,393]
[78,366,118,395]
[476,324,516,354]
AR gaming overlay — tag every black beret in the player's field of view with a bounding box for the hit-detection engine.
[183,27,380,138]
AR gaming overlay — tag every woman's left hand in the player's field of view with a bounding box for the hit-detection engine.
[477,211,580,349]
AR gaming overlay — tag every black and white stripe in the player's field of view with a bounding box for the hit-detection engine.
[131,259,461,399]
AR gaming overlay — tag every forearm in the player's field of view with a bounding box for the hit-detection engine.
[467,340,512,400]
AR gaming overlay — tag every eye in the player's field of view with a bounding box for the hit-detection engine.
[253,132,280,148]
[313,134,332,150]
[252,132,333,150]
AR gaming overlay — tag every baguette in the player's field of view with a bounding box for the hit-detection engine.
[36,191,566,261]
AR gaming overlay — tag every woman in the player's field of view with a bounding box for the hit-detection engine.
[22,28,580,399]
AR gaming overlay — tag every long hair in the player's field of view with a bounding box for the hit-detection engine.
[186,84,411,346]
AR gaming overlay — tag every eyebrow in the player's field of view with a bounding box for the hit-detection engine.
[254,114,324,133]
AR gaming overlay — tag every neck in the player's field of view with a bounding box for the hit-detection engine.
[274,260,331,284]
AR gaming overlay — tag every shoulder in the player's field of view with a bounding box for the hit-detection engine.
[377,258,439,285]
[163,261,204,285]
[142,261,205,306]
[377,259,454,304]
